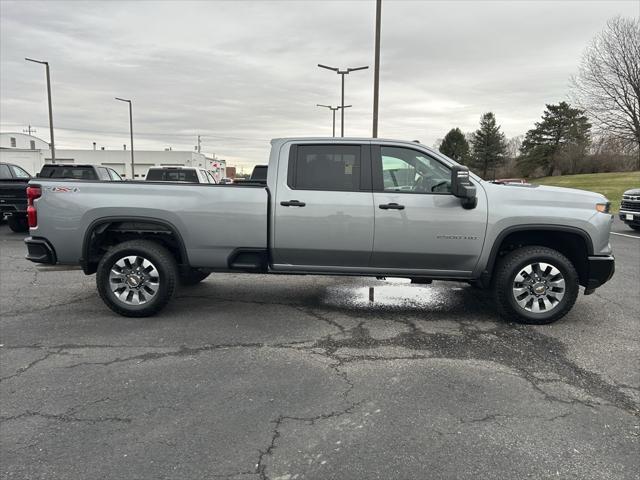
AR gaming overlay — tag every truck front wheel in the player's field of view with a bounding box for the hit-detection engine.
[493,246,579,325]
[96,240,178,317]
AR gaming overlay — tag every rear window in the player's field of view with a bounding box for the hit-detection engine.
[146,169,199,182]
[40,165,98,180]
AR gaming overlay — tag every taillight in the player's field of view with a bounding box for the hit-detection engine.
[26,185,41,228]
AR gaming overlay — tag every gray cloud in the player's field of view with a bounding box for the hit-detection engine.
[1,0,637,167]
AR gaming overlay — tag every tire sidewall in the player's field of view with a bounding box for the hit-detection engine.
[8,215,28,232]
[97,243,175,315]
[501,250,578,324]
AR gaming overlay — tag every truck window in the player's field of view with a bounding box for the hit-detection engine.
[290,145,361,191]
[146,169,199,182]
[250,165,268,181]
[0,164,11,179]
[39,166,98,180]
[378,146,451,194]
[107,168,122,181]
[96,167,111,181]
[9,165,31,178]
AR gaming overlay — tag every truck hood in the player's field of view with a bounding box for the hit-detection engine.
[483,181,608,209]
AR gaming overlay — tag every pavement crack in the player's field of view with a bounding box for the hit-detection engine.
[254,400,363,480]
[63,342,264,369]
[0,348,63,382]
[0,410,131,424]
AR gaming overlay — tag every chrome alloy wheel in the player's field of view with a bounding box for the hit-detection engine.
[512,262,565,313]
[109,255,160,305]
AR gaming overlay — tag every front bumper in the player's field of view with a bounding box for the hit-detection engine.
[24,237,57,264]
[619,210,640,225]
[585,255,615,291]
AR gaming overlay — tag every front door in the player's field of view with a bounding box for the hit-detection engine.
[272,143,374,269]
[370,145,487,275]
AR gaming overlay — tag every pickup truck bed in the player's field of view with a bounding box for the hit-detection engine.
[24,137,615,325]
[32,181,268,269]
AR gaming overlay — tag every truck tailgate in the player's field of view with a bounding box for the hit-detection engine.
[0,180,28,214]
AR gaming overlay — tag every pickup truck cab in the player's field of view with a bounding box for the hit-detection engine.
[24,138,615,324]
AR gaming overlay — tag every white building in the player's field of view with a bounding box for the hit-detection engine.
[0,132,226,180]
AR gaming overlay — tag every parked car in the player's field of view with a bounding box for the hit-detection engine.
[619,188,640,231]
[24,137,614,324]
[218,177,233,184]
[145,166,215,183]
[38,164,122,181]
[0,162,31,232]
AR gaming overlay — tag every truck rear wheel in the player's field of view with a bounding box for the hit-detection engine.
[8,215,28,233]
[493,246,579,325]
[96,240,178,317]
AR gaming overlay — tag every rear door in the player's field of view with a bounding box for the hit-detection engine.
[370,144,487,274]
[272,143,374,269]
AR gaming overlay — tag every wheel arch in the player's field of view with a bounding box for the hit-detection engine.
[81,216,189,274]
[483,225,593,287]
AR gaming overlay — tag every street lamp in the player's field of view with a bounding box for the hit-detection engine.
[115,97,135,179]
[372,0,382,138]
[317,64,368,137]
[316,104,352,137]
[25,57,55,162]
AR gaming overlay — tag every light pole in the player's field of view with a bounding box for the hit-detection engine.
[318,64,368,137]
[317,104,352,137]
[115,97,134,179]
[25,57,55,162]
[372,0,382,138]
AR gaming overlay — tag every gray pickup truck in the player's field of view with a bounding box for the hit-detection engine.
[24,138,615,324]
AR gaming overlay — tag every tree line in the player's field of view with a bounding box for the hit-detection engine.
[437,16,639,179]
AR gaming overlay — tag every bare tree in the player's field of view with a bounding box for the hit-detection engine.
[571,16,640,160]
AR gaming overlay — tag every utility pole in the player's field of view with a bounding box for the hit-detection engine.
[115,97,134,178]
[372,0,382,138]
[197,135,201,153]
[317,104,352,137]
[318,64,369,137]
[25,58,55,162]
[23,125,36,136]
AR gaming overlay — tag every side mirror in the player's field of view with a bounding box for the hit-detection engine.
[451,166,477,209]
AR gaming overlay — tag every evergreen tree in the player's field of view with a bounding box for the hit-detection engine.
[439,128,470,164]
[518,102,591,177]
[470,112,507,178]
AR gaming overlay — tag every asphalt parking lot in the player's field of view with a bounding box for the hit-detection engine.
[1,219,638,480]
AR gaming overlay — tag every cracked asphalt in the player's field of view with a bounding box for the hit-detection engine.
[1,220,639,479]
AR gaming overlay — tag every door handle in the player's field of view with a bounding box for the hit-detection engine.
[379,203,405,210]
[280,200,306,207]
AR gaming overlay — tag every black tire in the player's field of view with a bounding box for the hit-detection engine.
[493,246,579,325]
[8,215,28,233]
[96,240,178,317]
[179,268,210,286]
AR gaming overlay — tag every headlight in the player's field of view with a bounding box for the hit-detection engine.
[596,202,610,214]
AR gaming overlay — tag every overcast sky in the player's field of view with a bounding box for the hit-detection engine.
[1,0,638,168]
